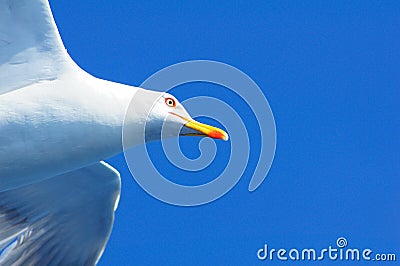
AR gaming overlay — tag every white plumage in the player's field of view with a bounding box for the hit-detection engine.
[0,0,227,264]
[0,162,120,265]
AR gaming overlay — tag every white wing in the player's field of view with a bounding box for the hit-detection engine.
[0,162,121,266]
[0,0,75,95]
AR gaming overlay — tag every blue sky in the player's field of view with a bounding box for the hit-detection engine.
[50,1,399,265]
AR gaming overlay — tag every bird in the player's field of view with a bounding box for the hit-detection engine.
[0,0,228,265]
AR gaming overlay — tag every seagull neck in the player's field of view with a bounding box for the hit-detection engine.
[85,77,140,155]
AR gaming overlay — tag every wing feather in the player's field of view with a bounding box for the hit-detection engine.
[0,0,76,95]
[0,162,121,266]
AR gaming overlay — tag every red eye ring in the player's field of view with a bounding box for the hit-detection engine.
[165,97,176,108]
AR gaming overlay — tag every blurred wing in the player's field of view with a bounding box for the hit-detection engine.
[0,162,121,266]
[0,0,75,95]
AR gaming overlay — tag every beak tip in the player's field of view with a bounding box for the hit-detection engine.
[209,130,229,141]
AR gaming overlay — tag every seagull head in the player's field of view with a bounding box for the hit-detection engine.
[127,89,228,144]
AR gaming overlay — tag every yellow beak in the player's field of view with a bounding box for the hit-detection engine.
[170,112,229,141]
[184,119,229,141]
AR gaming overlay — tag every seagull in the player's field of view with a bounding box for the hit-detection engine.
[0,0,228,265]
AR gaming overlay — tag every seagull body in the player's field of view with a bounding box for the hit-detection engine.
[0,0,227,264]
[0,70,136,191]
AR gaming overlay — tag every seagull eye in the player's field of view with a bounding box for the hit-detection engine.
[165,98,176,108]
